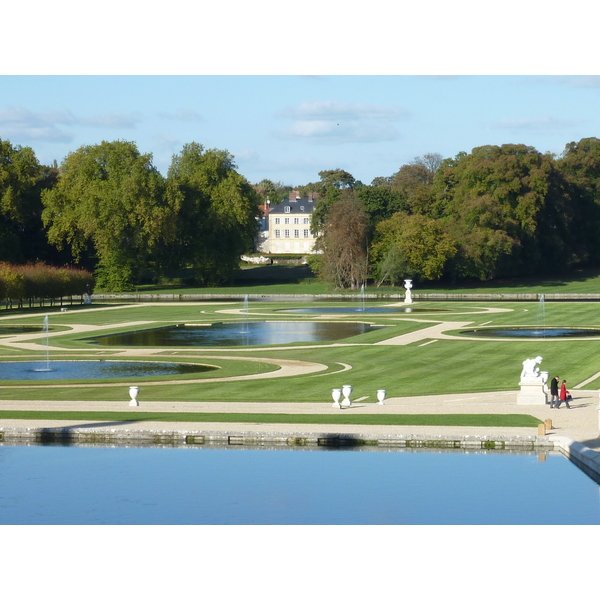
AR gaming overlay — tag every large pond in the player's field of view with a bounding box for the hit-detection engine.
[281,307,449,314]
[0,360,215,381]
[87,322,380,347]
[0,445,598,525]
[458,327,600,339]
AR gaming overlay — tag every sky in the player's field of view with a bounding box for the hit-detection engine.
[4,75,600,187]
[3,4,599,190]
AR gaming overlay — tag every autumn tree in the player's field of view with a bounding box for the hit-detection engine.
[41,140,173,291]
[315,191,368,289]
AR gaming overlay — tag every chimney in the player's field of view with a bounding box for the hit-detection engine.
[308,192,319,202]
[289,190,300,202]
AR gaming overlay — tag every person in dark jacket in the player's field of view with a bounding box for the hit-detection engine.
[549,375,559,408]
[556,379,571,409]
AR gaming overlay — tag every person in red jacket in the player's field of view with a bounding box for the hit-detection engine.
[556,379,571,409]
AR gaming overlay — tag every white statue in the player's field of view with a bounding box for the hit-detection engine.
[520,356,543,379]
[404,279,413,304]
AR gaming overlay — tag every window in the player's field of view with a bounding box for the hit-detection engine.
[284,229,290,238]
[303,218,309,224]
[284,218,290,224]
[294,230,299,238]
[303,229,309,237]
[284,206,290,213]
[275,230,280,238]
[274,217,280,225]
[294,218,299,224]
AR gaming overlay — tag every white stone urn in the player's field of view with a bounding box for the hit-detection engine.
[331,388,342,408]
[341,385,353,407]
[129,386,140,406]
[376,389,386,405]
[404,279,413,304]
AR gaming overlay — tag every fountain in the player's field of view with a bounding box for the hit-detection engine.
[33,316,52,372]
[536,294,546,337]
[359,283,365,312]
[242,295,249,335]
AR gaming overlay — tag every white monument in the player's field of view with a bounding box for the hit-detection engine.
[517,356,548,405]
[404,279,413,304]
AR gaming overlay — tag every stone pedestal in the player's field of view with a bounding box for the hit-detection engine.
[517,377,547,405]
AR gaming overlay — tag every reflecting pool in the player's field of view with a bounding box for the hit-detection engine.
[0,326,45,335]
[0,445,598,525]
[282,306,449,314]
[87,322,380,347]
[0,360,216,381]
[458,327,600,338]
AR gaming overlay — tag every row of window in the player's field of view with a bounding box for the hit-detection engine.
[273,217,310,225]
[274,229,311,238]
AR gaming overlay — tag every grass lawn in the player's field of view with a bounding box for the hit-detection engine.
[0,411,541,427]
[0,291,598,428]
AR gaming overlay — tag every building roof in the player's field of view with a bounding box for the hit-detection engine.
[268,197,316,215]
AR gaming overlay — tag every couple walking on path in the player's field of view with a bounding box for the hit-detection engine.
[550,375,571,409]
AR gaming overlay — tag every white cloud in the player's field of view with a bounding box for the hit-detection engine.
[0,106,140,144]
[280,100,409,144]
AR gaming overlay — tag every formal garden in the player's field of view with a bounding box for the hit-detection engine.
[1,270,600,428]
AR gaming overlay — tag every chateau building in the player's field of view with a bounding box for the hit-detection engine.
[256,190,319,254]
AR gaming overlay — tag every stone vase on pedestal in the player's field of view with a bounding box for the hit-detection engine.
[341,385,352,407]
[331,388,342,409]
[129,386,140,406]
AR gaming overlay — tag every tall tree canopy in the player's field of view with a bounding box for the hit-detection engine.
[314,191,368,289]
[371,212,457,285]
[41,140,172,291]
[161,143,260,285]
[434,144,586,280]
[0,138,59,264]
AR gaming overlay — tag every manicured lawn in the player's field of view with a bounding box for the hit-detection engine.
[0,295,598,427]
[0,410,541,427]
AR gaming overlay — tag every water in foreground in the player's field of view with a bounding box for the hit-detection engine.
[1,444,598,525]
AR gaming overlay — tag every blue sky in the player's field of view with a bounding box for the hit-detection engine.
[3,4,599,188]
[2,75,600,187]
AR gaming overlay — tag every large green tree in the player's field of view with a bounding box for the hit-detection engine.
[161,143,260,285]
[0,138,60,264]
[41,140,172,291]
[371,212,457,285]
[435,144,585,280]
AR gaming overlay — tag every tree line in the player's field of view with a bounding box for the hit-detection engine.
[300,140,600,289]
[0,138,260,291]
[3,135,600,292]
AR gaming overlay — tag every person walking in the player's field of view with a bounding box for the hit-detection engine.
[549,375,559,408]
[556,379,571,409]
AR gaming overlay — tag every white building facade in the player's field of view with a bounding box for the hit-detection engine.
[256,190,319,254]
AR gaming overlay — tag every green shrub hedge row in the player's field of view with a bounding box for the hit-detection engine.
[0,263,94,308]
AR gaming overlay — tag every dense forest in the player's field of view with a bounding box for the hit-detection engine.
[3,135,600,291]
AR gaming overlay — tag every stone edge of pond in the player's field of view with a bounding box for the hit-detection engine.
[92,292,600,301]
[0,424,555,451]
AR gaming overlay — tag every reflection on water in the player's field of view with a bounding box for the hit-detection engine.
[282,307,449,314]
[0,445,598,525]
[458,327,600,338]
[0,360,215,381]
[88,322,380,347]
